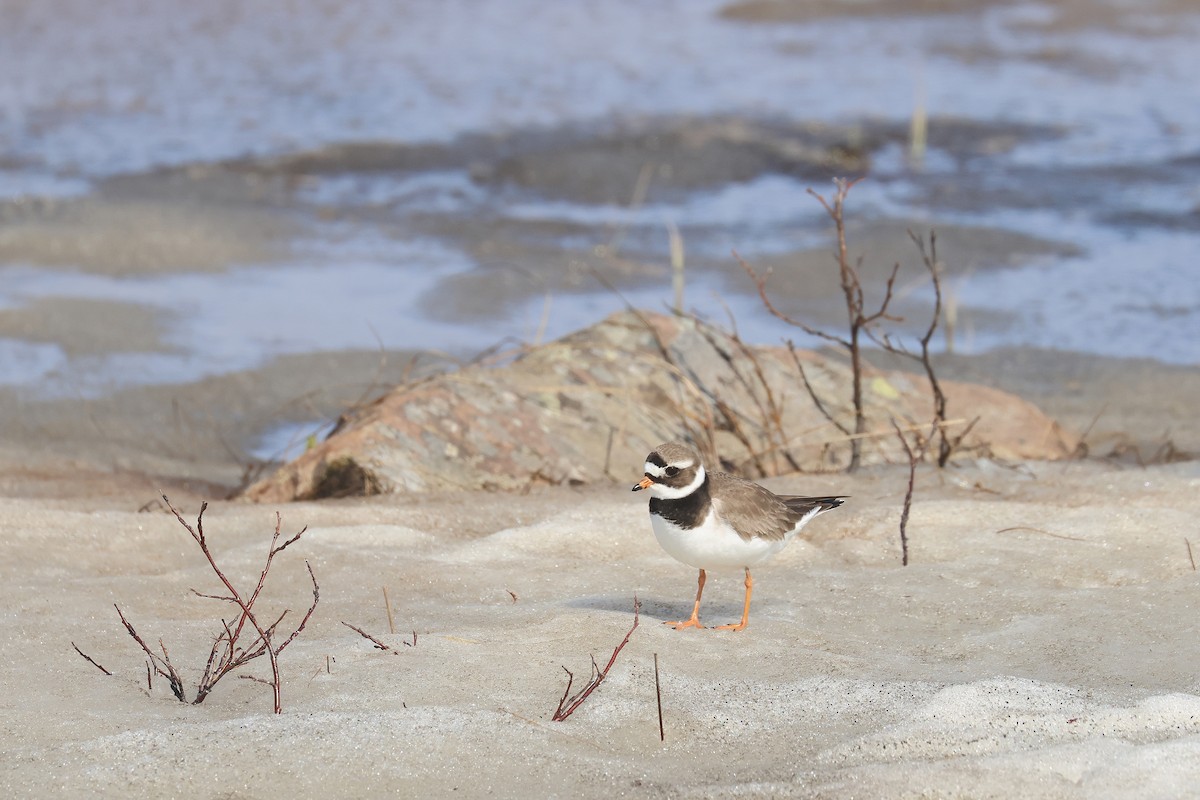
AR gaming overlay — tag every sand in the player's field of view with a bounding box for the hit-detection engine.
[3,454,1199,798]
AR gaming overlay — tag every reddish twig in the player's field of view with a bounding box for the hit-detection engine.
[737,177,903,471]
[891,418,937,565]
[72,642,112,676]
[163,497,317,713]
[787,341,851,437]
[341,621,396,652]
[654,652,665,742]
[552,596,641,722]
[113,496,317,713]
[114,604,186,701]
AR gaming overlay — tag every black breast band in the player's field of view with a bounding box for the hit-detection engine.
[649,476,711,530]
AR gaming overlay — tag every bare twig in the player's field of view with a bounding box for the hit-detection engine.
[72,642,112,676]
[112,497,317,713]
[905,230,959,467]
[1186,538,1196,571]
[342,621,396,652]
[238,674,274,687]
[737,177,905,471]
[552,596,641,722]
[114,604,186,701]
[654,652,665,742]
[787,342,851,437]
[891,418,937,565]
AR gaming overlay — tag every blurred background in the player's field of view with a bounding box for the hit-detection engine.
[1,0,1197,487]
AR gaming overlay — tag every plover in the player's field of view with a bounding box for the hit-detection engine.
[633,441,845,631]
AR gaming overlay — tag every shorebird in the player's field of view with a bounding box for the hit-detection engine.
[633,441,844,631]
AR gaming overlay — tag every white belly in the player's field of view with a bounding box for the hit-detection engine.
[650,508,788,570]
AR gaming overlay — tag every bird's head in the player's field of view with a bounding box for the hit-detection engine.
[632,442,706,500]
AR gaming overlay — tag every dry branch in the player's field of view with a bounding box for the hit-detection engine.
[737,177,907,471]
[654,652,665,742]
[342,621,396,652]
[738,181,968,474]
[112,496,318,713]
[891,418,938,565]
[72,642,112,676]
[552,596,641,722]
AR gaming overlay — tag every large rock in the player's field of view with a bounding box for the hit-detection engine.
[242,312,1078,501]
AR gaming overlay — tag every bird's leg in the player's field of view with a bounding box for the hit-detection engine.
[666,569,706,630]
[717,568,753,632]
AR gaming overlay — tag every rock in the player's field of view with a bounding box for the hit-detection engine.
[242,312,1078,502]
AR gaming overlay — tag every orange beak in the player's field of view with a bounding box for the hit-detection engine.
[632,476,655,492]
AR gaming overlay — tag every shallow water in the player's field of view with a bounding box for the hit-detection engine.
[1,0,1198,401]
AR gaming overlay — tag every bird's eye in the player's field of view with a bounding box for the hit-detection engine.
[665,466,680,477]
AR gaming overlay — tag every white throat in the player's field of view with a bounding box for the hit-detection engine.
[648,465,706,500]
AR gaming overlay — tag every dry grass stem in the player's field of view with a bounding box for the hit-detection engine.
[552,596,641,722]
[996,526,1090,543]
[1186,538,1196,572]
[383,587,396,635]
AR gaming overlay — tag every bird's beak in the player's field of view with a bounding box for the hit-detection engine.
[632,475,654,492]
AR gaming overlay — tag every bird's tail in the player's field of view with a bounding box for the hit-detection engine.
[783,496,847,516]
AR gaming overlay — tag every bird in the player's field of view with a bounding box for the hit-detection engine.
[632,441,845,632]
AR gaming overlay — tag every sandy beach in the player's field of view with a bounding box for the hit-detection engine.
[3,0,1200,796]
[2,410,1200,798]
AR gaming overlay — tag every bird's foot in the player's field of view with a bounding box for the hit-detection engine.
[664,617,704,631]
[715,620,748,632]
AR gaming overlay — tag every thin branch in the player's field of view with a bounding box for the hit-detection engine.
[787,342,851,436]
[114,604,185,701]
[112,496,318,713]
[734,251,847,347]
[72,642,112,676]
[552,596,641,722]
[342,621,396,652]
[891,417,937,565]
[654,652,665,742]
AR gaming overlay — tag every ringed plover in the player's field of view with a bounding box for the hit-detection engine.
[633,441,845,631]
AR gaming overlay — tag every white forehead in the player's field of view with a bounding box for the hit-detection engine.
[644,459,695,477]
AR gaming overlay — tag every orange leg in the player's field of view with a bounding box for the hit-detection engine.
[717,568,753,632]
[665,569,706,630]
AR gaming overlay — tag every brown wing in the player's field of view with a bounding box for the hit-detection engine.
[708,472,801,542]
[710,472,847,542]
